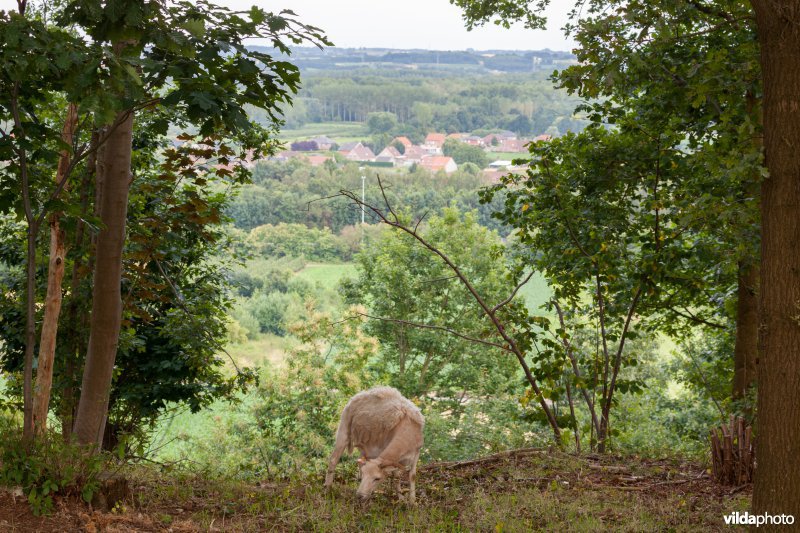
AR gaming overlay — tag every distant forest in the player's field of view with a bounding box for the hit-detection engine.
[247,47,587,139]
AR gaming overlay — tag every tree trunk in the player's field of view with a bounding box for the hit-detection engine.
[751,0,800,520]
[61,131,98,440]
[732,261,758,403]
[72,109,134,447]
[22,222,37,444]
[32,103,78,436]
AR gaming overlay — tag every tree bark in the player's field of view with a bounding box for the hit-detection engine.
[732,261,759,403]
[751,0,800,521]
[61,130,99,440]
[32,103,78,436]
[72,109,134,447]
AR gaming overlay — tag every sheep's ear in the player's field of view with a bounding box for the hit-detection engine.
[379,461,404,474]
[357,457,367,466]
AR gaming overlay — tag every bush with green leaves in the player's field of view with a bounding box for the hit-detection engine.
[0,416,104,515]
[248,223,348,262]
[230,307,380,475]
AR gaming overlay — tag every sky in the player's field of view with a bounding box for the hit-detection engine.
[0,0,577,51]
[256,0,577,51]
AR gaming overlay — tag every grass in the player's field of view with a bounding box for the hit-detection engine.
[226,334,297,369]
[296,263,358,290]
[489,151,531,162]
[86,450,749,531]
[278,122,368,144]
[517,271,553,313]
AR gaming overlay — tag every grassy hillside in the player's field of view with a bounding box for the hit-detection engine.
[295,263,357,290]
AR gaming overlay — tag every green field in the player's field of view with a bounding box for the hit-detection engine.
[517,271,552,312]
[489,151,531,162]
[278,122,368,144]
[295,262,358,289]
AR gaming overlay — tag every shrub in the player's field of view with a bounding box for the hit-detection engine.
[248,223,348,262]
[0,418,105,515]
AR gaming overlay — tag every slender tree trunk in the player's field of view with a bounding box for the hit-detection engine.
[22,222,37,444]
[13,80,38,445]
[565,378,580,453]
[61,130,99,440]
[72,109,134,447]
[751,0,800,520]
[32,103,78,436]
[732,261,759,403]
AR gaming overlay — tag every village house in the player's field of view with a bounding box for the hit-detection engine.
[420,155,458,174]
[402,145,427,165]
[310,135,336,150]
[391,136,413,150]
[338,141,376,162]
[464,135,485,147]
[422,132,446,154]
[305,154,333,166]
[496,138,527,152]
[376,145,404,165]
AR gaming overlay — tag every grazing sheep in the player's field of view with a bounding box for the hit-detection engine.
[324,386,424,503]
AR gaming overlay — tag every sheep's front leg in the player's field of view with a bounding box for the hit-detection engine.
[324,441,347,488]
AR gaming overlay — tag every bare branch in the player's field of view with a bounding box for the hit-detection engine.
[670,306,726,330]
[349,311,512,352]
[553,300,602,437]
[413,210,429,234]
[491,269,535,314]
[605,286,643,412]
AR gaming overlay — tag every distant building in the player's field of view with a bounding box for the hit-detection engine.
[464,135,485,147]
[420,155,457,174]
[310,135,336,150]
[497,138,527,152]
[403,145,427,165]
[376,145,403,165]
[306,154,333,166]
[272,150,304,163]
[339,142,376,162]
[423,132,447,154]
[533,134,552,143]
[391,136,413,150]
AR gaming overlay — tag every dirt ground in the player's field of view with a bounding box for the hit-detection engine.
[0,449,752,532]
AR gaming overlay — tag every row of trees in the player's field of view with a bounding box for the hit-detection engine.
[273,73,587,136]
[225,159,509,235]
[0,0,326,451]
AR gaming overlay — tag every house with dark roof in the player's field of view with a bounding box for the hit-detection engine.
[339,142,375,162]
[310,135,336,150]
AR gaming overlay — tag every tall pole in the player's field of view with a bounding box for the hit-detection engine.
[361,172,366,225]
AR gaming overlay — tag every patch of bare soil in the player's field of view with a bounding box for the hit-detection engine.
[423,448,751,498]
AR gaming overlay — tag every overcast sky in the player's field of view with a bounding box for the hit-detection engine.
[263,0,576,51]
[0,0,576,51]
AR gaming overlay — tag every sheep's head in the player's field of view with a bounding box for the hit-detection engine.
[356,459,399,500]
